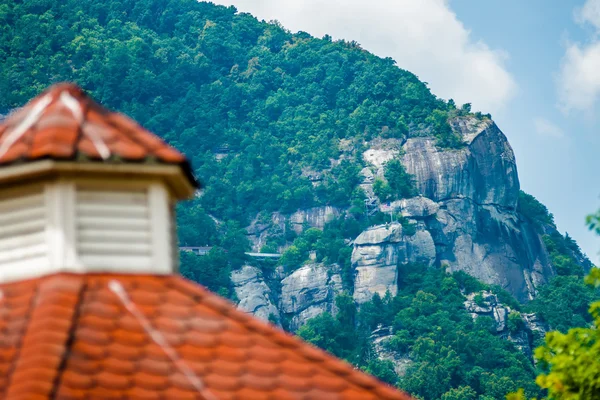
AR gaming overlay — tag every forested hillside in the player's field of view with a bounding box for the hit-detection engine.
[1,1,597,399]
[0,0,472,296]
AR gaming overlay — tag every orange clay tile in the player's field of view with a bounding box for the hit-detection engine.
[0,83,195,185]
[0,273,413,400]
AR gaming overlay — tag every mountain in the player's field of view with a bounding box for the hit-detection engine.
[2,0,597,398]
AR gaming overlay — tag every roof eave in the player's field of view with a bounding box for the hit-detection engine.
[0,160,197,200]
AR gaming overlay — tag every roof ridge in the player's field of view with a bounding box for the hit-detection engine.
[4,275,85,399]
[0,84,196,188]
[49,278,88,400]
[106,279,219,400]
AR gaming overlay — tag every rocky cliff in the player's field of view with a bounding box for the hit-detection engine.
[233,116,586,329]
[354,117,554,304]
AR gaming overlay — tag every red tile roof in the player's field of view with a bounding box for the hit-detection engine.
[0,273,412,400]
[0,83,196,186]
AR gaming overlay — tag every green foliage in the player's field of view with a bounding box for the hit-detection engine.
[373,178,394,202]
[440,385,477,400]
[526,275,599,334]
[179,248,233,299]
[586,210,600,236]
[383,159,416,199]
[0,0,458,302]
[363,359,398,386]
[260,243,278,254]
[508,312,525,334]
[399,216,417,236]
[301,264,541,399]
[176,199,218,246]
[0,0,448,227]
[508,213,600,400]
[521,215,595,335]
[533,273,600,399]
[474,293,486,307]
[268,312,278,325]
[517,191,555,228]
[509,269,600,400]
[543,233,585,276]
[297,293,369,365]
[371,157,417,204]
[280,245,304,270]
[385,329,413,354]
[452,270,488,294]
[426,109,463,149]
[178,219,250,295]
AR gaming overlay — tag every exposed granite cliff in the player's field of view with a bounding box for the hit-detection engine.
[232,116,585,329]
[352,223,435,303]
[231,266,280,325]
[280,263,343,330]
[356,117,555,303]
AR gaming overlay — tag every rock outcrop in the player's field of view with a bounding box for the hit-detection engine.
[289,206,341,233]
[371,325,413,377]
[352,223,435,303]
[279,263,343,330]
[232,266,280,325]
[346,117,558,303]
[245,206,341,252]
[464,290,548,359]
[397,118,554,302]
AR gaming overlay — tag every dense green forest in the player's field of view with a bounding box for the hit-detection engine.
[0,0,459,224]
[299,267,541,399]
[0,0,468,296]
[2,1,598,398]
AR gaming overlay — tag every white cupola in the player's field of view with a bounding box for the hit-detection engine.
[0,84,197,283]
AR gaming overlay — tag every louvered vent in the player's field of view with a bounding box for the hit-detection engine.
[76,189,153,271]
[0,190,47,271]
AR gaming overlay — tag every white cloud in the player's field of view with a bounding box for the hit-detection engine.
[558,0,600,113]
[533,117,565,138]
[211,0,516,113]
[558,41,600,112]
[575,0,600,31]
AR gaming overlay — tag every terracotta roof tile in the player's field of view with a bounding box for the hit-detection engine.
[0,83,197,187]
[0,273,412,400]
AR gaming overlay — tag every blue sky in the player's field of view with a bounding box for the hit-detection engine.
[211,0,600,261]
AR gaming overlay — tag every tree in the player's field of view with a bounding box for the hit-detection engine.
[426,109,463,149]
[384,159,416,199]
[373,178,394,202]
[508,212,600,400]
[441,386,477,400]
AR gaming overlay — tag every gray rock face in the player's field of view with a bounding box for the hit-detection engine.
[464,291,508,332]
[246,207,341,252]
[341,117,558,302]
[289,206,341,233]
[352,223,435,303]
[232,266,280,325]
[428,198,553,302]
[396,118,554,302]
[402,119,518,207]
[280,263,343,330]
[390,196,439,219]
